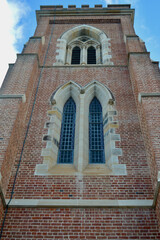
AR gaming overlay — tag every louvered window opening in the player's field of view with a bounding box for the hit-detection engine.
[89,97,105,163]
[58,97,76,164]
[71,46,81,64]
[87,46,96,64]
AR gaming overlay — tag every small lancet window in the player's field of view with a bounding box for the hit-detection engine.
[87,46,96,64]
[71,46,81,64]
[58,97,76,164]
[89,97,105,164]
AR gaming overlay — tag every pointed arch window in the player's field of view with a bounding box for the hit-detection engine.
[71,46,81,64]
[36,81,126,176]
[87,46,96,64]
[58,97,76,164]
[89,97,105,164]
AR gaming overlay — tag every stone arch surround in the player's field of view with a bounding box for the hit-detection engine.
[35,80,126,176]
[54,25,113,65]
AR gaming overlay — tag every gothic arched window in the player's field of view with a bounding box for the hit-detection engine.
[37,81,126,176]
[55,25,114,66]
[71,46,81,64]
[89,97,105,164]
[87,46,96,64]
[58,97,76,164]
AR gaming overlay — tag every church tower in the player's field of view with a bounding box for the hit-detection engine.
[0,4,160,239]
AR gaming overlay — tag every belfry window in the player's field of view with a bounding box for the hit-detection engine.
[55,25,114,66]
[58,97,76,164]
[66,35,101,65]
[71,46,81,64]
[89,97,105,164]
[87,46,96,64]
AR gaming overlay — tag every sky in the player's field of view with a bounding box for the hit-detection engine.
[0,0,160,87]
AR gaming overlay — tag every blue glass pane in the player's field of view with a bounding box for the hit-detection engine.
[89,97,105,164]
[58,97,76,164]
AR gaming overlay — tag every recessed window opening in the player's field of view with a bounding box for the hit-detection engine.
[89,97,105,164]
[58,97,76,164]
[87,46,96,64]
[71,46,81,64]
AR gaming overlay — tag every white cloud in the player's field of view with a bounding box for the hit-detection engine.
[103,0,139,6]
[0,0,29,87]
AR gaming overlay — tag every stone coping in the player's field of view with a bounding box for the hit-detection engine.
[138,92,160,103]
[0,94,26,103]
[6,199,153,208]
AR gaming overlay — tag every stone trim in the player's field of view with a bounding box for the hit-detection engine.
[6,199,153,208]
[153,171,160,207]
[39,65,128,68]
[128,52,150,58]
[138,92,160,103]
[0,185,6,208]
[124,34,139,43]
[30,36,45,45]
[0,94,26,103]
[49,19,121,24]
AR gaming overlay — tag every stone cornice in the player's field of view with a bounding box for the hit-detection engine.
[39,65,128,68]
[49,19,121,24]
[36,7,135,24]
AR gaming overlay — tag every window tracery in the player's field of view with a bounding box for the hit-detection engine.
[68,36,100,65]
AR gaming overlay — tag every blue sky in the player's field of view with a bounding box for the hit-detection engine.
[0,0,160,87]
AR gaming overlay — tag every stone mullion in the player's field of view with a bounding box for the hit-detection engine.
[65,46,72,65]
[81,45,87,65]
[96,45,101,64]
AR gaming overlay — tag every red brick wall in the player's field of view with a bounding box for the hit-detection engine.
[5,66,153,200]
[1,208,160,239]
[0,55,39,195]
[128,44,160,229]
